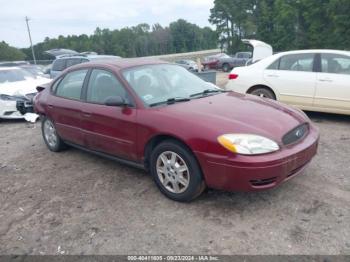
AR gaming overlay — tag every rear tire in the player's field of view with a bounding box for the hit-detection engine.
[222,63,230,72]
[41,117,66,152]
[150,140,206,202]
[250,87,276,100]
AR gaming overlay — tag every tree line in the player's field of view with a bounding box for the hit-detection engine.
[1,0,349,62]
[210,0,350,53]
[7,19,217,61]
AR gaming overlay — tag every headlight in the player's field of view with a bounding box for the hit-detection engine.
[217,134,279,155]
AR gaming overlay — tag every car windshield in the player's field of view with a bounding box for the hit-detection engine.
[0,68,36,84]
[122,64,221,106]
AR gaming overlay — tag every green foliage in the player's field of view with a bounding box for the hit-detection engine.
[210,0,350,52]
[0,41,26,61]
[21,20,217,61]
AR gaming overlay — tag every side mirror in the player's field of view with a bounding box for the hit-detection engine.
[104,96,127,107]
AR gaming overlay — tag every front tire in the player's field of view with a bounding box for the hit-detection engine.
[250,87,276,100]
[41,117,66,152]
[150,140,206,202]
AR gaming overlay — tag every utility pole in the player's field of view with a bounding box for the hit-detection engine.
[25,16,37,64]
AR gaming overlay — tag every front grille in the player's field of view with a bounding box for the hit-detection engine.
[282,123,309,145]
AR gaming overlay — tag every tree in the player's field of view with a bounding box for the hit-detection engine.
[210,0,350,52]
[210,0,254,53]
[20,20,217,60]
[0,41,26,61]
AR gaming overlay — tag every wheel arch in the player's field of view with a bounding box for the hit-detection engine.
[143,134,197,170]
[246,84,278,100]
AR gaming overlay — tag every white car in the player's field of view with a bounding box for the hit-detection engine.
[226,49,350,115]
[0,67,51,119]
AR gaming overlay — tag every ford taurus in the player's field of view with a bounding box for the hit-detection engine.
[34,58,319,202]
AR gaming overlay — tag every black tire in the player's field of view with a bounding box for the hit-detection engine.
[250,87,276,100]
[222,63,230,72]
[150,140,206,202]
[41,117,66,152]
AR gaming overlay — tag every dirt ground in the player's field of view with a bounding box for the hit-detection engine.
[0,73,349,255]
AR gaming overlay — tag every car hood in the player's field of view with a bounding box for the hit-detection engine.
[156,92,308,143]
[0,77,51,96]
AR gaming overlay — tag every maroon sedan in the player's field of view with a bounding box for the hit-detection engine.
[34,58,319,202]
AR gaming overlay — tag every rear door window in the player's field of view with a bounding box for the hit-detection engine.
[55,69,88,100]
[66,58,83,68]
[52,59,66,71]
[279,53,315,72]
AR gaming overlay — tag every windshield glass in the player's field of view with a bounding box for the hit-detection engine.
[0,68,36,84]
[122,64,219,106]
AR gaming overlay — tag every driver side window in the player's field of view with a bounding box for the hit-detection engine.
[87,69,127,104]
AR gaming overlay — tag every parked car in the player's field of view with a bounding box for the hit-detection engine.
[202,40,273,72]
[202,53,230,70]
[50,54,121,78]
[34,59,319,202]
[226,49,350,115]
[175,60,199,71]
[0,67,50,119]
[218,52,252,72]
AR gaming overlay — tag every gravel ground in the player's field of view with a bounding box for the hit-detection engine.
[0,73,349,255]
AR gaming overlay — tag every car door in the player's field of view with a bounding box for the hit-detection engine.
[47,69,88,145]
[314,53,350,112]
[263,53,317,107]
[80,68,138,160]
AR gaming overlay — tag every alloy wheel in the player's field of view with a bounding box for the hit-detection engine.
[156,151,190,194]
[44,119,58,148]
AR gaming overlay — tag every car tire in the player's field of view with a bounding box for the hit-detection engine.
[41,117,66,152]
[150,140,206,202]
[250,88,276,100]
[222,63,230,72]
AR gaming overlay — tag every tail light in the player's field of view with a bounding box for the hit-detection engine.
[229,73,238,80]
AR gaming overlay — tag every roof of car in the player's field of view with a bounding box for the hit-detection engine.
[56,54,121,60]
[72,58,169,70]
[0,66,21,71]
[276,49,350,56]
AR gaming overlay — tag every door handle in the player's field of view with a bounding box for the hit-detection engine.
[267,74,279,78]
[318,79,333,82]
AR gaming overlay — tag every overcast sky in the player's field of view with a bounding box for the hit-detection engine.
[0,0,214,48]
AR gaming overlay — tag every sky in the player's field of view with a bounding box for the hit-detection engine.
[0,0,214,48]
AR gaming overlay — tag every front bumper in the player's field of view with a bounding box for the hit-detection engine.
[0,94,35,119]
[195,126,319,192]
[0,100,24,119]
[16,99,34,115]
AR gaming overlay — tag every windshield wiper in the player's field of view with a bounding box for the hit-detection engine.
[149,97,191,107]
[189,89,227,98]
